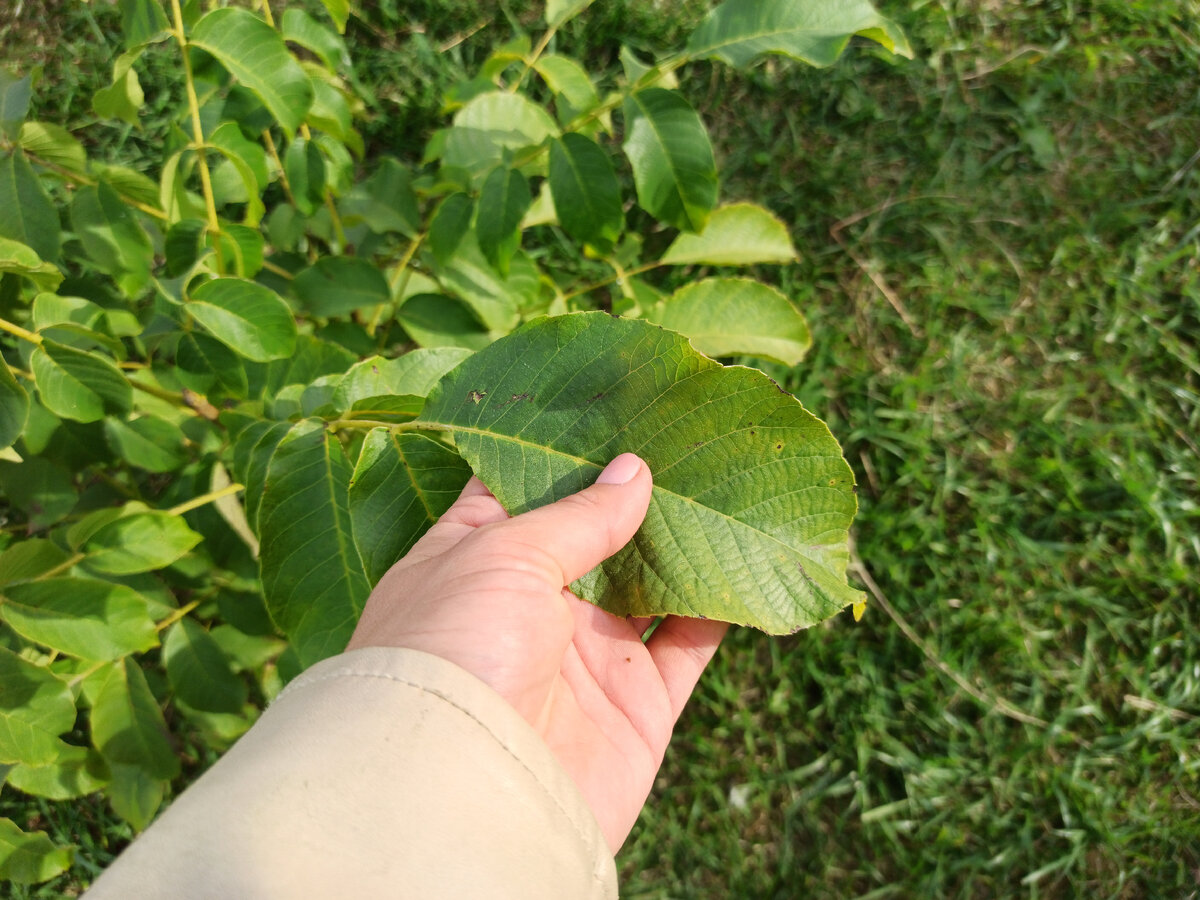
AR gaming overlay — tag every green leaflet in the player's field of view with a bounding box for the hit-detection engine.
[0,150,60,263]
[349,430,472,584]
[294,257,390,318]
[82,511,203,575]
[163,619,247,714]
[686,0,913,68]
[89,658,179,779]
[30,341,132,424]
[187,277,298,362]
[646,277,812,367]
[659,203,797,266]
[440,91,559,182]
[189,7,314,137]
[257,420,370,667]
[475,165,531,276]
[622,89,718,233]
[0,647,75,767]
[0,577,159,661]
[0,818,72,885]
[0,363,29,450]
[548,133,624,254]
[414,312,863,633]
[69,181,153,296]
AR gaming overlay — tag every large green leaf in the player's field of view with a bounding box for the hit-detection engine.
[0,150,60,263]
[189,7,314,137]
[0,648,75,766]
[69,181,153,295]
[440,91,559,181]
[413,312,862,632]
[687,0,912,68]
[0,578,158,660]
[89,658,179,779]
[188,277,298,362]
[0,363,29,450]
[548,133,624,254]
[30,341,132,424]
[622,89,718,233]
[0,818,72,885]
[476,165,531,276]
[349,430,472,584]
[293,257,390,318]
[660,202,797,266]
[82,511,203,575]
[163,619,247,714]
[646,277,812,366]
[258,420,371,667]
[428,192,474,265]
[107,763,165,831]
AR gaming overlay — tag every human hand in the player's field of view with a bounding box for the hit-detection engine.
[346,452,727,852]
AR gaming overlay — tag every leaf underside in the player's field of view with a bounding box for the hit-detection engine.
[414,312,863,633]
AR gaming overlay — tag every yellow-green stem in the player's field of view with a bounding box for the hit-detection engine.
[170,0,224,274]
[511,26,558,93]
[0,317,41,345]
[167,482,245,517]
[36,552,87,581]
[156,599,202,633]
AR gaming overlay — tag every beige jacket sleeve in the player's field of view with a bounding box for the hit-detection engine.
[84,647,619,899]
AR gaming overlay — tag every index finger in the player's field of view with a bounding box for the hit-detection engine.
[645,617,728,720]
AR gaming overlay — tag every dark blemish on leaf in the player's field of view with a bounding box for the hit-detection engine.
[496,392,533,409]
[371,365,379,375]
[588,392,605,403]
[687,440,705,449]
[698,613,707,620]
[852,485,859,494]
[750,430,756,436]
[775,443,784,451]
[468,390,487,404]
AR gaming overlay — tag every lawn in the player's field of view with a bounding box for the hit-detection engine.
[2,1,1198,897]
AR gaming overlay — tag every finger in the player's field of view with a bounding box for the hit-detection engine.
[438,476,509,529]
[496,453,652,584]
[645,617,728,720]
[629,616,656,638]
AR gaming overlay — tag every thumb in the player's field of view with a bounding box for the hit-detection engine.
[496,453,652,585]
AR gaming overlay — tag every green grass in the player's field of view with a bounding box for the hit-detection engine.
[4,1,1199,896]
[619,2,1200,896]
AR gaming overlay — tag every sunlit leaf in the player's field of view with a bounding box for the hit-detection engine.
[90,658,179,779]
[646,277,812,366]
[190,7,314,137]
[0,648,75,766]
[0,577,159,660]
[687,0,912,68]
[187,277,298,362]
[660,202,796,266]
[0,818,72,885]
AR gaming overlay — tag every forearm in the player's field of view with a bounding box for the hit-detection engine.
[84,647,617,899]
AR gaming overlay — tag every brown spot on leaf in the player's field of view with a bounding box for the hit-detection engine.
[468,390,487,404]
